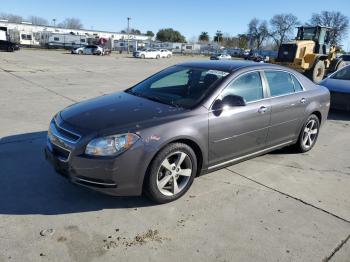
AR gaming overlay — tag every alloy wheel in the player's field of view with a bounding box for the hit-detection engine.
[156,151,192,196]
[302,119,318,149]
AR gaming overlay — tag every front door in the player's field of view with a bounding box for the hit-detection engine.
[209,71,271,167]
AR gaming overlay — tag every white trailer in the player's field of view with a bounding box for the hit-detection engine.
[48,34,87,48]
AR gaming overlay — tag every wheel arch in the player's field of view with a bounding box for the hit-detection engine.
[311,110,322,125]
[141,137,205,192]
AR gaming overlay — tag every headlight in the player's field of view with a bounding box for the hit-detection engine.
[85,133,139,156]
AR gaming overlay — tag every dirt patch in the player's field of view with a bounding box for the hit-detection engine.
[103,229,165,250]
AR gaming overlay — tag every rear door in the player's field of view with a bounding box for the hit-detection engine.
[208,71,271,166]
[263,70,307,146]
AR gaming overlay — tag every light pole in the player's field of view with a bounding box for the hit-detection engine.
[52,18,56,28]
[127,17,131,54]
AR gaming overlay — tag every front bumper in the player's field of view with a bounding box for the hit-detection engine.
[44,118,148,196]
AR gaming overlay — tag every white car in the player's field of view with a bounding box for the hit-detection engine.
[133,49,162,59]
[71,45,104,55]
[159,49,173,58]
[210,53,232,60]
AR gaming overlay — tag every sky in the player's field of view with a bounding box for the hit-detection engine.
[1,0,350,49]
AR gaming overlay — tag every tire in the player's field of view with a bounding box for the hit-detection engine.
[78,50,83,55]
[307,60,325,84]
[7,46,14,52]
[141,54,145,59]
[144,143,197,204]
[156,55,160,59]
[294,114,320,153]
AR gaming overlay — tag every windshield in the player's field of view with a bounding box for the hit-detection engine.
[331,66,350,80]
[298,28,316,41]
[126,66,229,108]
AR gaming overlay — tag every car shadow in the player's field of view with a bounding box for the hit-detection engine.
[0,131,153,215]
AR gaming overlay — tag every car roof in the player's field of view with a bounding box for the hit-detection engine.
[176,60,287,73]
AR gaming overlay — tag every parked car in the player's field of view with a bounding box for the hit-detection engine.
[133,49,161,59]
[245,51,268,63]
[320,65,350,111]
[71,45,104,55]
[0,40,20,52]
[339,54,350,65]
[45,61,330,203]
[159,49,172,58]
[210,53,232,60]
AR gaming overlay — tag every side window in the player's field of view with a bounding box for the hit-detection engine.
[265,71,295,97]
[291,75,303,92]
[221,72,264,102]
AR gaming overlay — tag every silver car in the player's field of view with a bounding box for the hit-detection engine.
[320,65,350,111]
[45,61,330,203]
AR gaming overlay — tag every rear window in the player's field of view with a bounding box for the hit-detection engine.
[291,75,304,92]
[265,71,295,96]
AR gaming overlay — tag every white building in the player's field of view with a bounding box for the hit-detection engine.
[0,20,149,47]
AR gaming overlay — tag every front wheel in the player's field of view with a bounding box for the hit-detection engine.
[295,114,320,153]
[144,143,197,204]
[307,60,325,84]
[156,54,160,59]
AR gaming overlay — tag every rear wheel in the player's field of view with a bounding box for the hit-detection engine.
[156,54,160,59]
[141,54,145,59]
[7,46,14,52]
[144,143,197,204]
[295,114,320,153]
[307,60,325,84]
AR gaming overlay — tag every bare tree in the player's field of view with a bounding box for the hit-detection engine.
[309,11,349,45]
[28,16,48,26]
[57,18,83,29]
[0,13,23,23]
[270,13,299,47]
[248,18,269,50]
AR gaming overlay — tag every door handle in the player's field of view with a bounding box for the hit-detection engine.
[258,106,268,114]
[300,98,307,104]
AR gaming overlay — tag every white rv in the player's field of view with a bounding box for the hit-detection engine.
[48,34,87,48]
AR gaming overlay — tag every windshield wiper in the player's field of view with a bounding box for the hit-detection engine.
[126,90,182,108]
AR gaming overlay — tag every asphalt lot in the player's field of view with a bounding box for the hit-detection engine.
[0,49,350,262]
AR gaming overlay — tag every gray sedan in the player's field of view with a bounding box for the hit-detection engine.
[45,61,330,203]
[320,65,350,111]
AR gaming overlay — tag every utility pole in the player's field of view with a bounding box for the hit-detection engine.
[127,17,131,54]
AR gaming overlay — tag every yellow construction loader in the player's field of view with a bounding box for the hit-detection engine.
[275,26,346,83]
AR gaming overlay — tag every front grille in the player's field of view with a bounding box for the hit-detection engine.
[54,120,80,142]
[51,143,70,161]
[276,44,297,63]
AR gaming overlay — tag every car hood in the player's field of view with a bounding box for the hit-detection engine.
[60,92,186,135]
[320,78,350,93]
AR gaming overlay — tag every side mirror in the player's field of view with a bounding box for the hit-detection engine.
[212,95,246,116]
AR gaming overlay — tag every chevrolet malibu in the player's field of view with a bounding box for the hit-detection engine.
[45,61,330,203]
